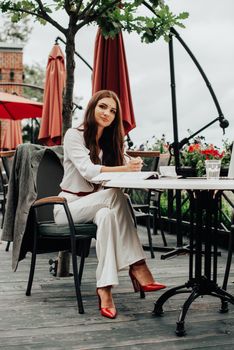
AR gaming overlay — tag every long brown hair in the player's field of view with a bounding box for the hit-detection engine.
[79,90,124,166]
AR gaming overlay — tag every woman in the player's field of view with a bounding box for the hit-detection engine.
[54,90,166,319]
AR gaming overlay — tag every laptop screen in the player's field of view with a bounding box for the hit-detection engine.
[228,142,234,177]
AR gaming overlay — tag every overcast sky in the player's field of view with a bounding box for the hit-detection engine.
[13,1,234,148]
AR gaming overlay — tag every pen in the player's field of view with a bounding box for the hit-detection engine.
[125,154,147,167]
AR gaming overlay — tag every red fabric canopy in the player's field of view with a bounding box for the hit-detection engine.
[0,92,42,120]
[92,29,136,135]
[38,44,66,146]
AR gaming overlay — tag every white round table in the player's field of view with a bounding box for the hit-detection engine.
[105,177,234,336]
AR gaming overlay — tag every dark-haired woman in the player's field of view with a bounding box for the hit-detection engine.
[54,90,166,319]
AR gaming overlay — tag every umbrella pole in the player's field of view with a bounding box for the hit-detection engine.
[168,33,180,172]
[57,251,71,277]
[160,33,188,260]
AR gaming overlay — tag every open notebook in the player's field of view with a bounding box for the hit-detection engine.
[91,171,159,183]
[92,166,180,183]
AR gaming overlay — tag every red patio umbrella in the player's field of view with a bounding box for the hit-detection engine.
[0,119,22,150]
[0,92,43,120]
[92,28,136,135]
[38,43,66,146]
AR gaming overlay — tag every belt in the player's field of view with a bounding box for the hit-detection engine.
[61,189,96,197]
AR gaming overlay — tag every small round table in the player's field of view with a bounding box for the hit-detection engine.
[105,177,234,336]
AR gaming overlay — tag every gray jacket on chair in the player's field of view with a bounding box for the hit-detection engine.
[1,143,63,271]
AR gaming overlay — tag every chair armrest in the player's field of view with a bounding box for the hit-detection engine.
[0,150,16,158]
[132,204,149,209]
[33,196,76,230]
[33,196,67,207]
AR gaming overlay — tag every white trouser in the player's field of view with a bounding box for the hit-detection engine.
[54,188,146,287]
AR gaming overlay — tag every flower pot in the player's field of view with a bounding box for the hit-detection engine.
[177,166,197,178]
[220,167,229,176]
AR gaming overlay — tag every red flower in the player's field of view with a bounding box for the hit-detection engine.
[188,144,200,152]
[200,147,224,159]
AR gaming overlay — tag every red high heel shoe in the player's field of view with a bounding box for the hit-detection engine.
[96,288,117,319]
[129,265,166,293]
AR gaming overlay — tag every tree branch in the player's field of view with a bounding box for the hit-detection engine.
[64,0,84,23]
[142,1,157,16]
[76,0,84,15]
[64,0,71,14]
[2,3,66,35]
[76,0,120,31]
[3,6,45,21]
[93,0,120,18]
[78,0,99,20]
[34,0,67,34]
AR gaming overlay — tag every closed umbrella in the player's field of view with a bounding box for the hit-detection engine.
[38,43,66,146]
[0,119,22,150]
[92,28,136,135]
[0,92,43,120]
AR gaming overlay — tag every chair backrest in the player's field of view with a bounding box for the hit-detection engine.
[0,162,6,197]
[148,153,171,203]
[36,150,64,222]
[0,151,15,195]
[0,150,16,180]
[157,153,171,171]
[150,157,159,172]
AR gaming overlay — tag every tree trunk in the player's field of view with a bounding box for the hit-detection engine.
[57,27,76,277]
[62,30,76,136]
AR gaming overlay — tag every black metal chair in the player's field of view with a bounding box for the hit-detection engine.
[222,209,234,287]
[0,165,6,228]
[128,153,170,258]
[149,153,171,237]
[125,157,158,258]
[1,150,15,180]
[129,193,156,259]
[25,149,97,314]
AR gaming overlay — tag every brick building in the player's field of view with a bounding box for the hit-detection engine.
[0,43,24,149]
[0,42,24,95]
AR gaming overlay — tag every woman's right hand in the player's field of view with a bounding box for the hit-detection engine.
[125,157,143,172]
[101,157,143,174]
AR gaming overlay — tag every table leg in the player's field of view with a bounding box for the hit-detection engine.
[153,282,191,316]
[153,190,234,336]
[176,287,200,336]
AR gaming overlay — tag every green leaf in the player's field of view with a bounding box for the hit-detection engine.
[178,12,189,20]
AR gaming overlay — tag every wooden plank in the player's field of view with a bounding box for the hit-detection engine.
[0,227,233,350]
[126,150,160,158]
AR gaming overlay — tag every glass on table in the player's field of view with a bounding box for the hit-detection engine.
[205,159,221,179]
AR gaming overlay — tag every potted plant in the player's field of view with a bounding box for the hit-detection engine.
[180,137,232,177]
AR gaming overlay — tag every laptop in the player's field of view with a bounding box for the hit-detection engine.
[228,141,234,178]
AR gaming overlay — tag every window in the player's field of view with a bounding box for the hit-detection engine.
[9,70,14,81]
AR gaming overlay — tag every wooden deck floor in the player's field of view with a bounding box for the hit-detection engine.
[0,229,233,350]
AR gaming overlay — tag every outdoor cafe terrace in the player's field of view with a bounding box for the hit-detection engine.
[0,224,233,350]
